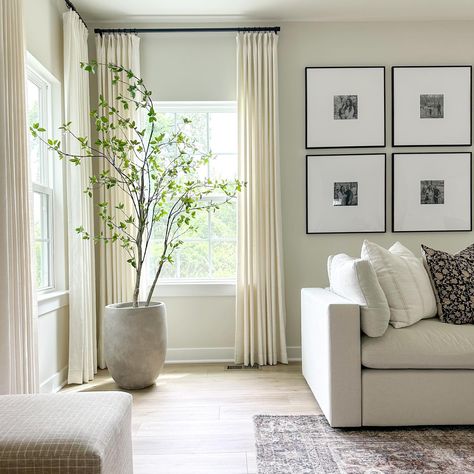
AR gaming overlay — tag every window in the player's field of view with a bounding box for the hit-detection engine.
[25,54,65,298]
[146,102,237,284]
[26,69,54,290]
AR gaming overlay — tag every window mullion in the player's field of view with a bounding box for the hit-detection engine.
[208,210,212,279]
[206,112,212,279]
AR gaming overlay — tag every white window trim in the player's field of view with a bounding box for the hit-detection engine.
[155,101,236,114]
[152,281,236,298]
[146,101,238,293]
[37,290,69,316]
[27,53,67,314]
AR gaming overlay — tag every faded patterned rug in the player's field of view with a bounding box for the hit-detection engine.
[254,415,474,473]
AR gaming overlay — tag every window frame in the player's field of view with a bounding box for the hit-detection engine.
[147,101,238,296]
[26,53,68,308]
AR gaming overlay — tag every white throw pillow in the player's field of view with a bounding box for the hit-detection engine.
[327,253,390,337]
[361,240,437,328]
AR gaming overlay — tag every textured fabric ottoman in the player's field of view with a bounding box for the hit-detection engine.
[0,392,133,473]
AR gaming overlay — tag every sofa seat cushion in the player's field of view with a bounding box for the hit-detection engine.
[362,318,474,369]
[0,392,133,474]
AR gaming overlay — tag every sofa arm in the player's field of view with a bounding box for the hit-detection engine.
[301,288,361,427]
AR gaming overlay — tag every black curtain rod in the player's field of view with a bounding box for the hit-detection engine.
[64,0,88,29]
[94,26,280,35]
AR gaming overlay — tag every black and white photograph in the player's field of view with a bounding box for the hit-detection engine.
[334,95,358,120]
[306,154,385,234]
[420,180,444,204]
[420,94,444,119]
[306,67,385,148]
[392,66,471,146]
[393,153,471,232]
[333,182,358,206]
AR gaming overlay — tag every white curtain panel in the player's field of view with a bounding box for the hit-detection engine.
[95,33,140,368]
[0,0,38,394]
[63,10,97,384]
[235,32,288,366]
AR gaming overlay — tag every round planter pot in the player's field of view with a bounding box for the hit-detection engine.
[104,301,167,389]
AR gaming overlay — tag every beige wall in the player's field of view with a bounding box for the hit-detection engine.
[37,307,69,392]
[24,0,64,80]
[141,31,236,101]
[157,295,235,361]
[24,0,70,390]
[87,20,474,360]
[279,21,474,349]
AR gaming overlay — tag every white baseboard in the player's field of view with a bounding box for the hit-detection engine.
[287,346,302,361]
[37,347,300,389]
[165,346,302,364]
[40,366,68,393]
[166,347,234,363]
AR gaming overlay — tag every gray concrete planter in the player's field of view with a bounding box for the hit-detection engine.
[104,301,167,389]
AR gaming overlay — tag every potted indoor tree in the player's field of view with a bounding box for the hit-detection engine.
[31,62,242,389]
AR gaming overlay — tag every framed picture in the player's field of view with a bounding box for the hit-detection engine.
[305,67,386,149]
[392,153,472,232]
[306,153,386,234]
[392,66,472,146]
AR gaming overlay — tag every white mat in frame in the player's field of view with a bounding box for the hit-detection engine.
[306,67,386,149]
[392,152,472,232]
[306,153,386,234]
[392,66,472,147]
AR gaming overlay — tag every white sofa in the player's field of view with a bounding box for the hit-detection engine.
[301,287,474,427]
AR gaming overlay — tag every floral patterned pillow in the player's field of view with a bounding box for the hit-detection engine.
[421,244,474,324]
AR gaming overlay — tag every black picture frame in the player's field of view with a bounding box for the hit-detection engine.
[392,152,472,233]
[305,66,386,149]
[392,65,472,147]
[306,153,387,234]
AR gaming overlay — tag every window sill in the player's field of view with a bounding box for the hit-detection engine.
[153,281,236,298]
[37,290,69,317]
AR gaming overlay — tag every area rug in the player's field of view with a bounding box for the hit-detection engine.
[254,415,474,473]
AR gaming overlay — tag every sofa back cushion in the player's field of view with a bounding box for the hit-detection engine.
[422,244,474,324]
[328,253,390,337]
[361,240,437,328]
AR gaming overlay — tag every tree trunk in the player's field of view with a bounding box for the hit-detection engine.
[133,227,144,307]
[132,267,141,307]
[146,261,163,306]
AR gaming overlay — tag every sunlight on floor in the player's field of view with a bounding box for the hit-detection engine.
[61,362,320,473]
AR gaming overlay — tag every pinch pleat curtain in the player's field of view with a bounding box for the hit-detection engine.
[63,10,97,384]
[235,32,288,366]
[95,33,140,369]
[0,0,38,394]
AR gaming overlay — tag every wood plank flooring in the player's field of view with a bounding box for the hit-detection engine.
[62,362,321,474]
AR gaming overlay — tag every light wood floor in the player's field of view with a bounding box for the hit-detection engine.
[62,362,321,474]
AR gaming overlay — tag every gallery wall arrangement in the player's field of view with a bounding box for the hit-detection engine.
[305,64,473,234]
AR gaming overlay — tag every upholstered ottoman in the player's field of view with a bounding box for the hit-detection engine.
[0,392,133,473]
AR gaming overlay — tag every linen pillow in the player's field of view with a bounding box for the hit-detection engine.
[421,244,474,324]
[327,253,390,337]
[361,240,437,328]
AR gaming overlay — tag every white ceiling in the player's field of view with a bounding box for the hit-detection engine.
[74,0,474,23]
